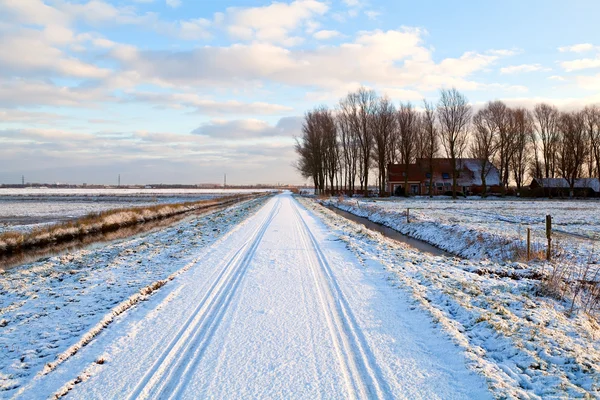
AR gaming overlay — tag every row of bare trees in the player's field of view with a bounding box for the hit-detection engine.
[295,87,600,198]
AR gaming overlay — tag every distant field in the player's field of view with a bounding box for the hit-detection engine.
[328,196,600,264]
[0,188,275,233]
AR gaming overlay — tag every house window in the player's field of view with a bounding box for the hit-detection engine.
[411,184,419,194]
[402,172,406,177]
[436,183,443,191]
[444,182,451,188]
[442,172,450,179]
[425,172,431,178]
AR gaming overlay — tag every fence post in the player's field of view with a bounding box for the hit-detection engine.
[407,208,410,223]
[546,215,552,261]
[527,228,531,261]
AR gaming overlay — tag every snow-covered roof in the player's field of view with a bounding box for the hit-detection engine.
[458,159,501,186]
[531,178,600,192]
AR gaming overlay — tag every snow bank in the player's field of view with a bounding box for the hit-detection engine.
[326,197,600,265]
[0,194,261,255]
[301,197,600,399]
[0,197,268,395]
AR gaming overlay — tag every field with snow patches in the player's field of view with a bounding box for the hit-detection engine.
[302,197,600,398]
[326,197,600,265]
[0,189,273,233]
[0,196,269,395]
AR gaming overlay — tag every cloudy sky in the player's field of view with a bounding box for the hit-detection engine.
[1,0,599,185]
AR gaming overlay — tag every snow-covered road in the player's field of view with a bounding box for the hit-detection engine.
[18,193,491,399]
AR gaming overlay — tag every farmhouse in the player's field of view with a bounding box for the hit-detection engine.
[388,158,500,196]
[529,178,600,196]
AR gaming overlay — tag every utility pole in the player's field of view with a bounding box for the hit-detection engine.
[118,174,121,187]
[22,175,25,186]
[224,173,227,188]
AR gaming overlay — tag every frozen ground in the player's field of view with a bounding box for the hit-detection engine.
[0,196,269,395]
[0,188,274,197]
[7,194,492,399]
[0,189,271,233]
[3,193,599,399]
[326,197,600,264]
[306,198,600,398]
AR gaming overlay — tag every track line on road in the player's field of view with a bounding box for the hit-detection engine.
[291,197,393,400]
[126,198,281,400]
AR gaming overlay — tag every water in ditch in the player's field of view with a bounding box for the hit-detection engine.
[326,205,451,257]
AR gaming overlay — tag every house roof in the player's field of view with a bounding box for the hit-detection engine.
[389,158,500,186]
[388,163,426,182]
[530,178,600,192]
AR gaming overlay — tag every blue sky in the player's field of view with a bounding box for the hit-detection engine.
[1,0,599,185]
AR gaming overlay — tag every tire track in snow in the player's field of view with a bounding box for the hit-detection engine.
[291,198,393,400]
[126,198,281,400]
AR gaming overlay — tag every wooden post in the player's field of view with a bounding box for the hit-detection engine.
[546,215,552,261]
[527,228,531,261]
[407,208,410,223]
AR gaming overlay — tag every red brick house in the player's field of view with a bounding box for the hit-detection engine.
[388,158,500,196]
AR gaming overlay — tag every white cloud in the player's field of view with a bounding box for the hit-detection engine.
[191,117,302,139]
[130,92,293,115]
[576,74,600,91]
[0,79,111,108]
[178,18,211,40]
[482,94,600,111]
[500,63,549,74]
[0,28,111,79]
[313,30,341,40]
[221,0,329,45]
[0,109,66,124]
[558,43,597,53]
[110,27,512,93]
[166,0,181,8]
[365,10,380,20]
[548,75,566,81]
[561,57,600,72]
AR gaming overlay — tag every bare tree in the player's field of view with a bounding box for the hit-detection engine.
[584,105,600,181]
[337,96,360,194]
[529,127,543,181]
[348,87,377,196]
[558,111,589,197]
[320,109,339,193]
[295,108,324,194]
[484,100,513,194]
[437,88,472,199]
[534,103,560,179]
[509,107,534,192]
[420,100,439,198]
[372,96,396,196]
[471,106,498,197]
[294,107,338,195]
[397,102,418,195]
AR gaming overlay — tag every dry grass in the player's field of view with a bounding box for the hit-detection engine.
[0,193,260,255]
[539,243,600,319]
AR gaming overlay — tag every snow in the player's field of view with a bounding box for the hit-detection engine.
[532,178,600,192]
[0,188,275,197]
[305,197,600,398]
[10,193,490,399]
[326,197,600,265]
[0,189,271,233]
[3,193,599,399]
[0,196,269,395]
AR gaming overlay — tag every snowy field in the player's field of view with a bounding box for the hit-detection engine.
[0,193,597,398]
[0,196,270,395]
[5,194,493,399]
[303,198,600,398]
[0,189,274,233]
[326,197,600,264]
